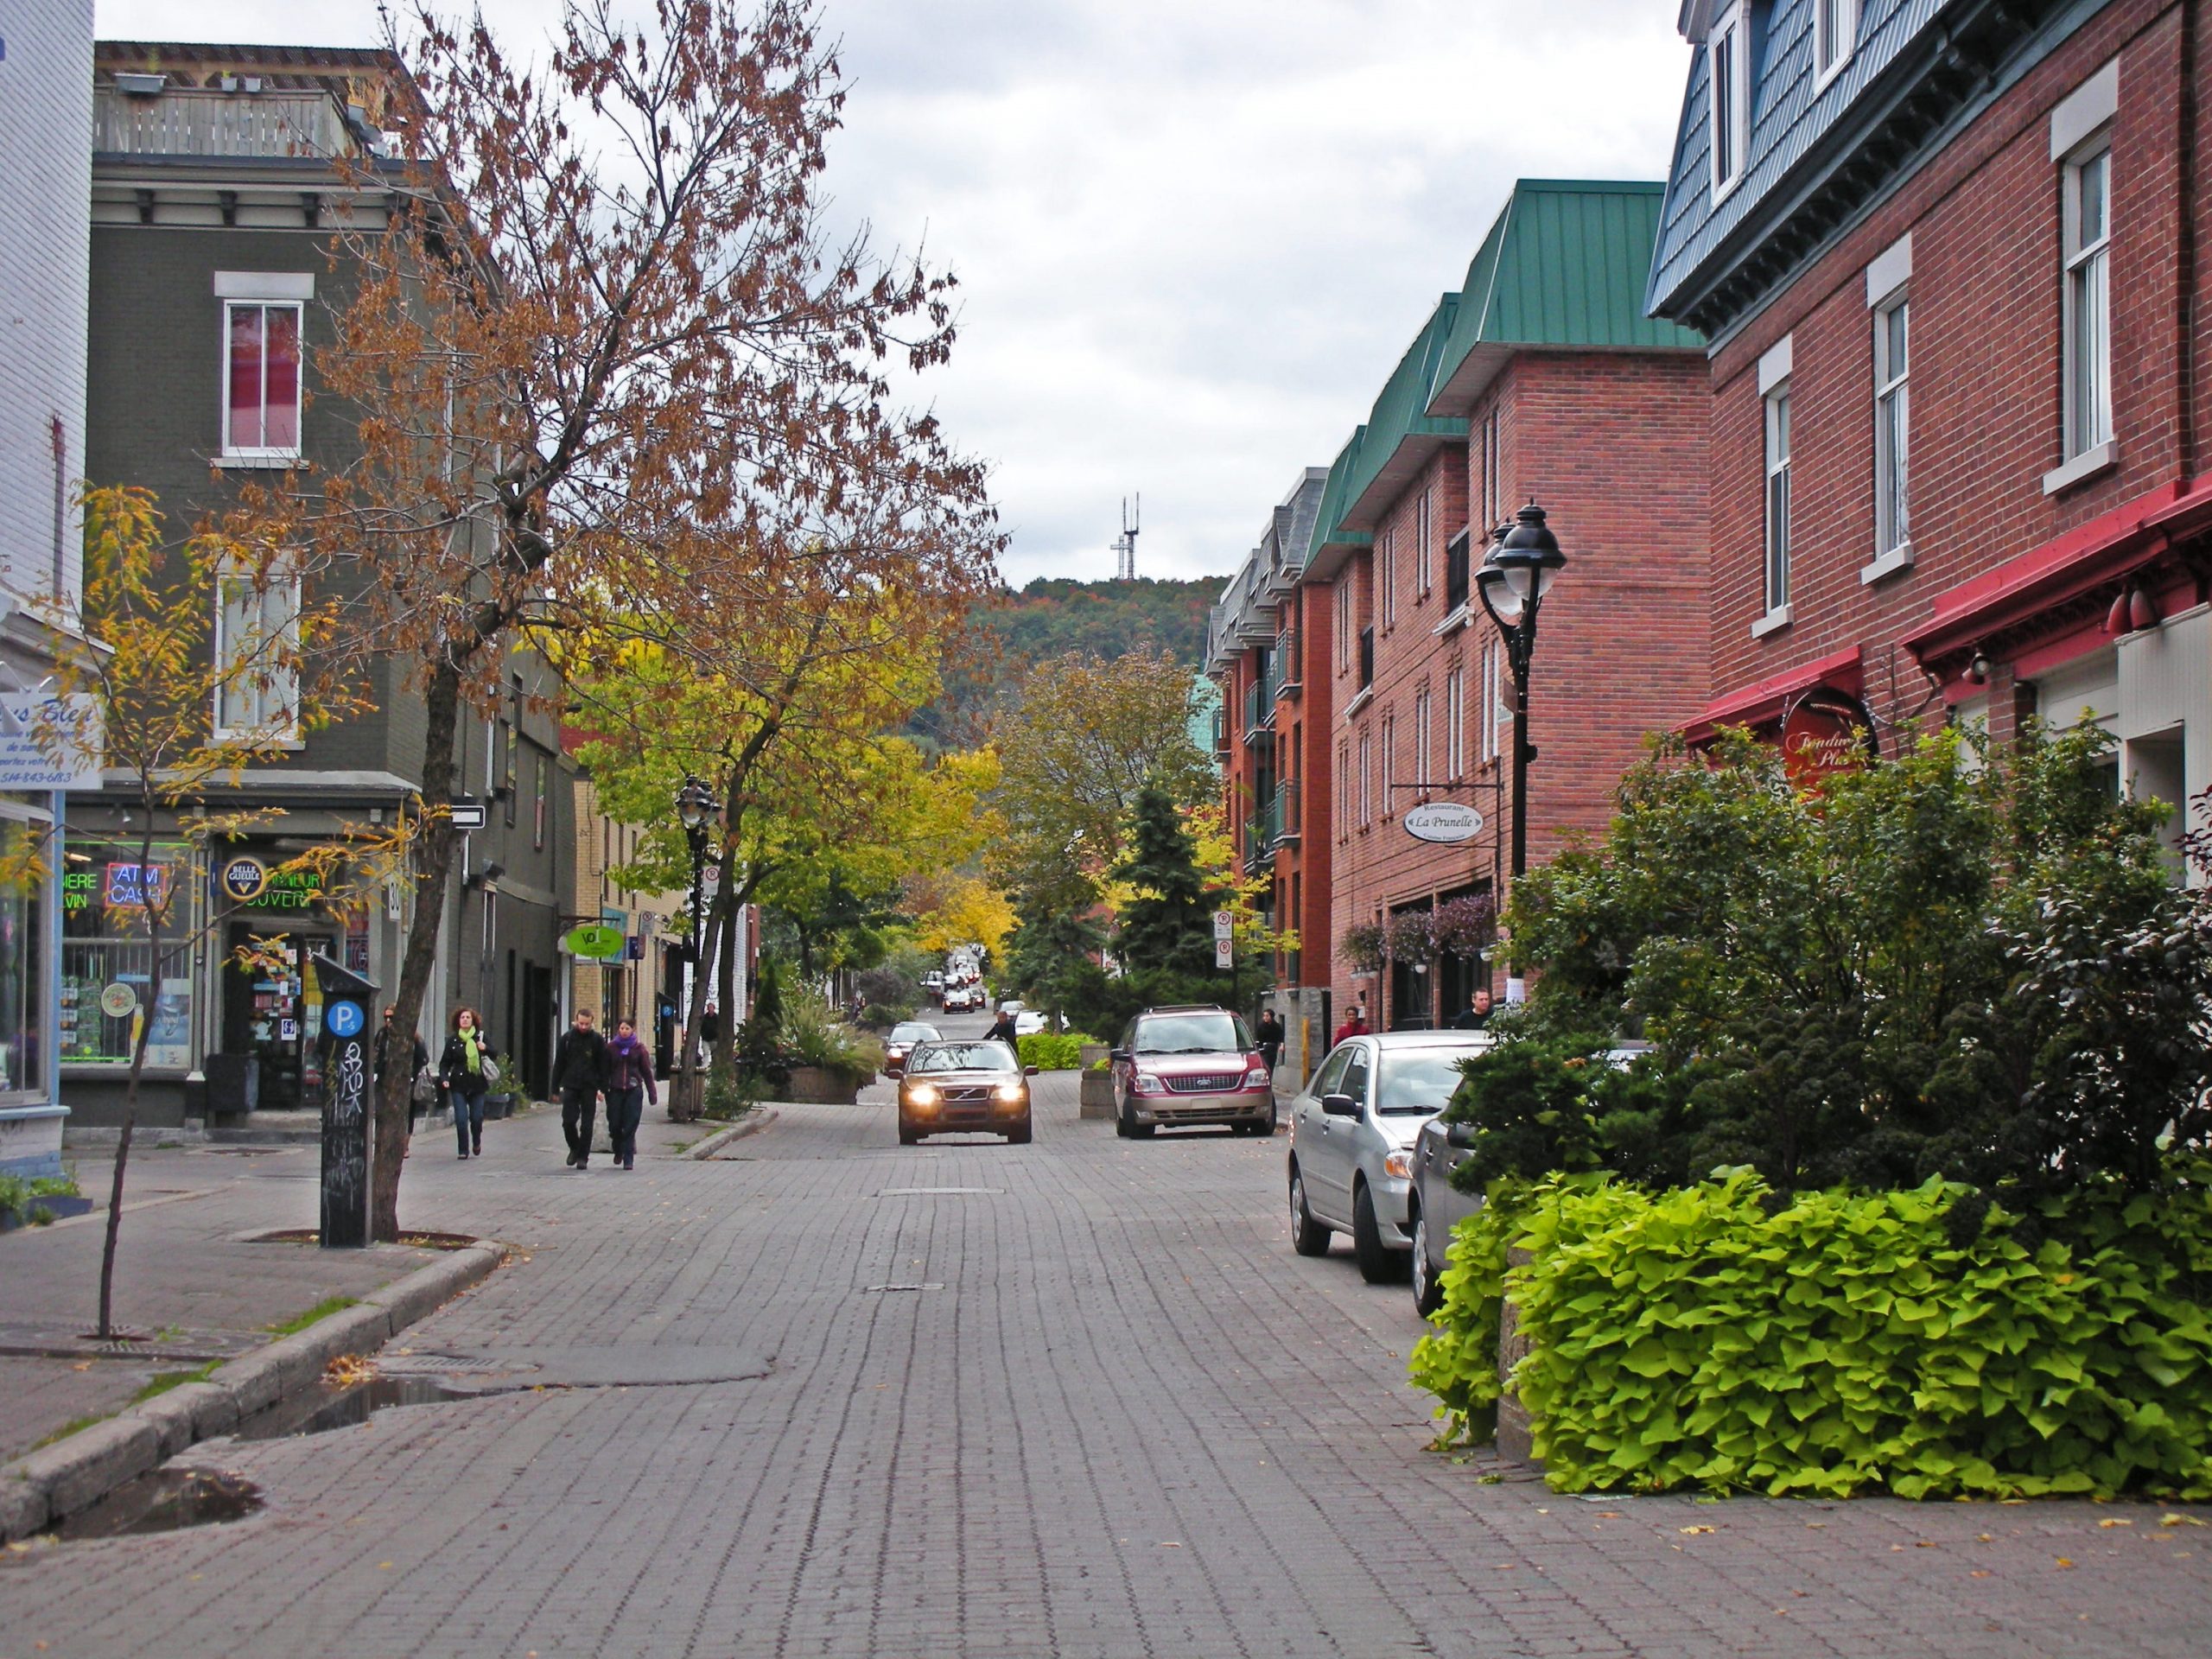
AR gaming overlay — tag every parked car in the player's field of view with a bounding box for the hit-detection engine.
[1012,1009,1064,1038]
[1408,1039,1653,1316]
[1109,1006,1274,1138]
[897,1039,1036,1145]
[881,1020,941,1078]
[1288,1030,1496,1285]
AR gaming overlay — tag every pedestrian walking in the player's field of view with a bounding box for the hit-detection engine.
[1332,1006,1369,1046]
[374,1005,430,1135]
[1453,988,1495,1031]
[604,1016,657,1172]
[551,1007,611,1170]
[983,1007,1020,1047]
[1254,1009,1284,1077]
[439,1006,499,1160]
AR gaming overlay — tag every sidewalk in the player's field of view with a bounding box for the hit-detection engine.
[0,1096,712,1465]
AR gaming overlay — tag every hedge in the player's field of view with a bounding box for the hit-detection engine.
[1015,1033,1096,1071]
[1412,1169,2212,1499]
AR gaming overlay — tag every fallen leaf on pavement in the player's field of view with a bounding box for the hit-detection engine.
[1680,1525,1715,1535]
[2098,1518,2133,1529]
[2055,1558,2075,1569]
[2160,1513,2205,1528]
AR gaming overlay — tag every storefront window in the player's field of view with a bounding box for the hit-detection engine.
[61,842,198,1070]
[0,810,51,1102]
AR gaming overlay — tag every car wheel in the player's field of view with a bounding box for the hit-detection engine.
[898,1119,921,1147]
[1114,1094,1133,1139]
[1410,1201,1445,1318]
[1007,1115,1032,1146]
[1289,1164,1331,1257]
[1352,1182,1403,1284]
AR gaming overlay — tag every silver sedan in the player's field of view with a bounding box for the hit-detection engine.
[1287,1031,1494,1284]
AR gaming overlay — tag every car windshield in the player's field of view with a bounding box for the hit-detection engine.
[1134,1014,1249,1055]
[890,1024,939,1043]
[909,1041,1017,1074]
[1374,1046,1488,1115]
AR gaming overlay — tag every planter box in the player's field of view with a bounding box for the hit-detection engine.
[785,1065,862,1105]
[1496,1244,1540,1465]
[1078,1042,1109,1070]
[0,1194,94,1233]
[1078,1072,1116,1120]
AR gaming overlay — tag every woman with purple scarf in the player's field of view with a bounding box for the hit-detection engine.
[603,1016,657,1171]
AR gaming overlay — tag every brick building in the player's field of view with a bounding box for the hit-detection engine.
[1308,181,1712,1030]
[1652,0,2211,864]
[1205,468,1332,1078]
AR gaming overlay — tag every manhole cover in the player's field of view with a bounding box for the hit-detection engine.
[875,1187,1002,1197]
[861,1283,944,1293]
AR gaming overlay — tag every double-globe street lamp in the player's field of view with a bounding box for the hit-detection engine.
[1471,503,1567,993]
[674,777,719,1113]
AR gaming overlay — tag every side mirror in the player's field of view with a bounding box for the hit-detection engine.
[1445,1120,1478,1149]
[1321,1092,1359,1119]
[1109,1048,1129,1065]
[1023,1065,1039,1077]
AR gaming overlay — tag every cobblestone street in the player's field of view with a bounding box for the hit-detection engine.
[2,1076,2207,1658]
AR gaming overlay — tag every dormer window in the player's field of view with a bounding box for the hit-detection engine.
[1815,0,1859,87]
[1710,3,1749,200]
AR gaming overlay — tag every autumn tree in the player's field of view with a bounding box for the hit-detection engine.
[233,0,999,1226]
[31,489,370,1334]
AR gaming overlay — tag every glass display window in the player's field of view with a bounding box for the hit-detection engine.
[0,805,54,1103]
[60,842,199,1070]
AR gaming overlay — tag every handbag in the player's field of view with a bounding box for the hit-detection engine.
[480,1055,503,1089]
[410,1067,436,1109]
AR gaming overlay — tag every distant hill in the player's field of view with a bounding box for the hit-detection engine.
[912,575,1224,747]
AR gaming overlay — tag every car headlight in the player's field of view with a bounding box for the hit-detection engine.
[1243,1065,1271,1089]
[906,1084,938,1108]
[1382,1149,1414,1180]
[994,1084,1025,1103]
[1132,1073,1166,1096]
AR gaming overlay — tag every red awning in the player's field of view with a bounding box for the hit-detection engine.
[1684,645,1865,743]
[1900,473,2212,672]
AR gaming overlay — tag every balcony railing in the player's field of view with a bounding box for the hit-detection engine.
[96,86,357,161]
[1244,791,1283,873]
[1445,530,1471,617]
[1211,709,1230,759]
[1357,626,1375,691]
[1243,677,1274,741]
[1274,628,1301,698]
[1275,779,1300,843]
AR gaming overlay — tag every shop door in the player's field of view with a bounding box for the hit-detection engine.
[223,925,337,1111]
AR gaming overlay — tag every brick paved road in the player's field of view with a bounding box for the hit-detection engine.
[1,1071,2207,1657]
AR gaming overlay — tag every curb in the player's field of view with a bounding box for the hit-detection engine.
[683,1108,780,1160]
[0,1240,506,1542]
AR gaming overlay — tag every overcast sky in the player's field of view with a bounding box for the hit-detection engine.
[98,0,1693,589]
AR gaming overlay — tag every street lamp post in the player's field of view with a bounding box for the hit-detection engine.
[1472,503,1567,993]
[675,777,717,1117]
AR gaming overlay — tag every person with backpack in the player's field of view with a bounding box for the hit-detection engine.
[439,1006,499,1160]
[551,1007,611,1170]
[604,1016,657,1172]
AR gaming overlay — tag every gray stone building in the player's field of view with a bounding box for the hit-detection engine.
[70,41,575,1129]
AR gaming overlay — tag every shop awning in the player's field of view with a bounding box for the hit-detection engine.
[1683,645,1864,744]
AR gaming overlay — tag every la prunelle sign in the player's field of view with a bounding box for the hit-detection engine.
[0,692,103,791]
[1403,802,1484,845]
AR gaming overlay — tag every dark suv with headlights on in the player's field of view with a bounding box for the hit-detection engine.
[898,1039,1036,1145]
[1109,1006,1274,1138]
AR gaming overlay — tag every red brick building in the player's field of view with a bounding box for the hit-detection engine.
[1304,181,1713,1030]
[1652,0,2210,861]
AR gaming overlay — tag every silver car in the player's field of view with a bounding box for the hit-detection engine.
[1287,1031,1494,1284]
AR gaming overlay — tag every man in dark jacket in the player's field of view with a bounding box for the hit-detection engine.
[551,1008,611,1170]
[1453,988,1494,1031]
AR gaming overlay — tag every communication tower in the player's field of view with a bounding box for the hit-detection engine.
[1110,494,1141,581]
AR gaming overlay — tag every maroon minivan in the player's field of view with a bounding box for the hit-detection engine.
[1108,1006,1275,1138]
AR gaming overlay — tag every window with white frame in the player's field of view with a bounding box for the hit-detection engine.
[2063,140,2113,460]
[1764,383,1792,615]
[1710,3,1749,200]
[1338,741,1351,838]
[1357,730,1372,827]
[1415,488,1433,596]
[223,301,303,458]
[1815,0,1859,86]
[213,557,301,739]
[1445,667,1465,779]
[1380,713,1395,810]
[1337,577,1352,670]
[1414,687,1432,784]
[1381,526,1398,626]
[1480,640,1501,761]
[1480,410,1501,531]
[1873,294,1910,558]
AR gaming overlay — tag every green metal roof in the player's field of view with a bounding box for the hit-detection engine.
[1337,296,1465,531]
[1301,427,1371,582]
[1426,181,1703,417]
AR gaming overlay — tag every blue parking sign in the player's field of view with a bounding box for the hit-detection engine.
[326,1000,365,1039]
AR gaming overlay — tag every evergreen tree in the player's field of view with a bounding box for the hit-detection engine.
[1114,784,1218,976]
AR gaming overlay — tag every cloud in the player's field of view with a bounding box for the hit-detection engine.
[95,0,1694,586]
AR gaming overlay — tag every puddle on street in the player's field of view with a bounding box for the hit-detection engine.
[53,1468,263,1540]
[236,1375,471,1440]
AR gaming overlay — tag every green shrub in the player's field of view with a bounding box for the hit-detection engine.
[1015,1032,1094,1071]
[1459,1168,2212,1499]
[779,984,874,1073]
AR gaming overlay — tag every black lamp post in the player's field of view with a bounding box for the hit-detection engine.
[675,777,716,969]
[1472,502,1567,887]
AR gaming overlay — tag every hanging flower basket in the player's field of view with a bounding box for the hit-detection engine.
[1339,921,1385,976]
[1430,893,1497,958]
[1385,910,1435,963]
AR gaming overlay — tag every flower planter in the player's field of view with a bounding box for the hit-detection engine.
[1078,1071,1116,1120]
[0,1194,94,1232]
[1078,1042,1109,1070]
[785,1065,862,1105]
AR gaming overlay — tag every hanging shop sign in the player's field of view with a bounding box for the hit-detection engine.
[219,855,270,903]
[1404,802,1485,844]
[217,854,327,911]
[0,692,103,791]
[1781,691,1878,791]
[564,923,627,961]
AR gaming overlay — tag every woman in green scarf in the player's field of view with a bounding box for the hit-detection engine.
[437,1006,500,1160]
